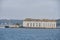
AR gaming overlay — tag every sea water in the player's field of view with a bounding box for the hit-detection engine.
[0,28,60,40]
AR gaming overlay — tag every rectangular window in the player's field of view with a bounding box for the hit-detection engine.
[30,23,32,27]
[51,24,52,27]
[43,23,45,27]
[33,23,35,27]
[27,23,29,27]
[39,23,40,27]
[54,24,55,27]
[50,23,51,27]
[36,23,38,27]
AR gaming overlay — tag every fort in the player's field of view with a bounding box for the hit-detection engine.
[23,18,56,28]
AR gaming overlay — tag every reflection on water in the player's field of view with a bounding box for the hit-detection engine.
[0,28,60,40]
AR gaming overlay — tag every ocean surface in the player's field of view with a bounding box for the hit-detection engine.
[0,28,60,40]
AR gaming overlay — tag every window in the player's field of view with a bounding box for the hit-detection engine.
[39,23,40,27]
[33,23,35,27]
[50,23,51,27]
[36,23,38,27]
[43,23,45,27]
[30,23,32,27]
[27,23,29,27]
[54,24,55,27]
[52,24,53,27]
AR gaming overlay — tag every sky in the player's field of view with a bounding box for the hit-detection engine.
[0,0,60,19]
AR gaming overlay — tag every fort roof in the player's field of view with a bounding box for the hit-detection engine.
[24,18,56,22]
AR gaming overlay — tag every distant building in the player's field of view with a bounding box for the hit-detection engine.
[0,24,20,28]
[8,25,19,28]
[0,19,23,28]
[23,18,56,28]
